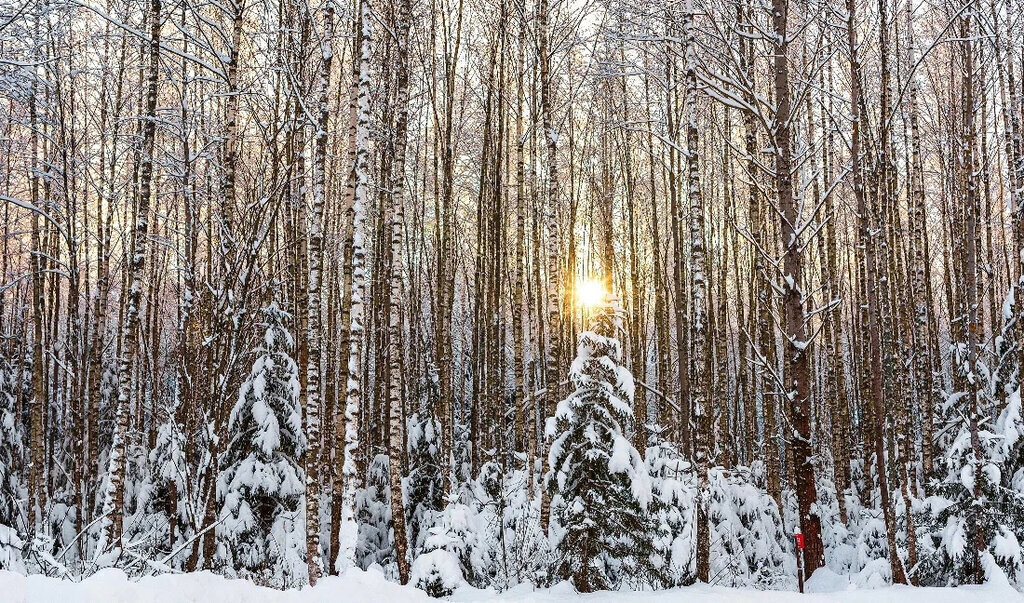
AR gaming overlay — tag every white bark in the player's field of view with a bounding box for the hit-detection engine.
[336,0,372,573]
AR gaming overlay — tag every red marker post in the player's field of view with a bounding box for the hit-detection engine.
[795,532,805,593]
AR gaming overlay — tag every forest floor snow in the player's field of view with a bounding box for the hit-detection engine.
[1,567,1021,603]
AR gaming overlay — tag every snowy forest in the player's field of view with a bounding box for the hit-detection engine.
[1,0,1024,597]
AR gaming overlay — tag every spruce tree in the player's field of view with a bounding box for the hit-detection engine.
[922,368,1024,585]
[217,303,306,584]
[406,392,444,557]
[994,389,1024,580]
[646,441,694,586]
[0,351,24,571]
[0,351,23,530]
[711,463,790,587]
[545,301,664,591]
[356,454,394,571]
[149,422,189,556]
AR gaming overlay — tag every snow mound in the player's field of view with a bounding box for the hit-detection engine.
[805,567,851,593]
[0,568,431,603]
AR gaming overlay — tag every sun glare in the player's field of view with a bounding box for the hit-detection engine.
[577,278,606,308]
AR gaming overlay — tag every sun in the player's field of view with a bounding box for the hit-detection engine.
[576,278,606,308]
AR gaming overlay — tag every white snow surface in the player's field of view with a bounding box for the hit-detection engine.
[1,568,1021,603]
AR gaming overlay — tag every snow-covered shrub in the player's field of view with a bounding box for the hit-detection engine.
[483,467,546,589]
[410,459,548,594]
[645,446,791,590]
[994,389,1024,583]
[411,548,464,597]
[0,523,24,572]
[828,460,883,583]
[217,303,306,586]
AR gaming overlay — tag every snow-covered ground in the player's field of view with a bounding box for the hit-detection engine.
[1,568,1021,603]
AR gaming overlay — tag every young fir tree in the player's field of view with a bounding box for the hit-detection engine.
[922,368,1024,585]
[710,463,790,588]
[141,421,189,559]
[545,301,664,591]
[646,440,695,586]
[0,352,22,529]
[356,454,394,571]
[406,393,444,557]
[0,351,24,571]
[994,389,1024,581]
[217,303,306,584]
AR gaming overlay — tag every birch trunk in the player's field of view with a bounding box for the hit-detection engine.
[96,0,160,553]
[337,0,373,571]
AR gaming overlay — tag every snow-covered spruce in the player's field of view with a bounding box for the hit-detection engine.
[646,440,695,586]
[919,353,1024,585]
[356,454,394,573]
[708,463,792,588]
[545,303,665,591]
[410,462,500,596]
[0,350,24,571]
[406,409,444,560]
[410,500,488,596]
[216,303,306,586]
